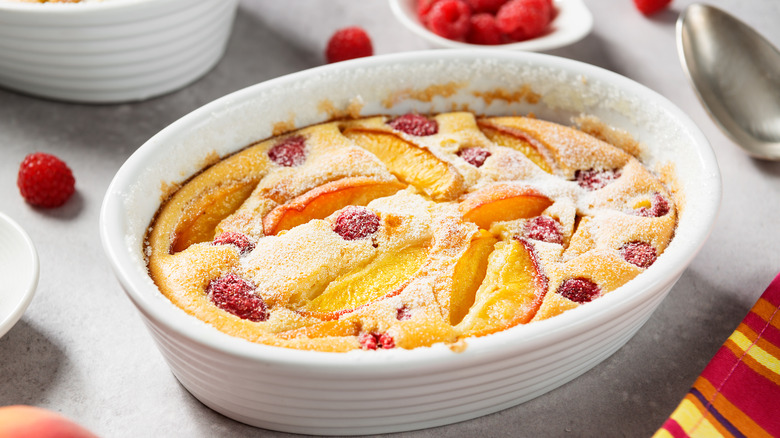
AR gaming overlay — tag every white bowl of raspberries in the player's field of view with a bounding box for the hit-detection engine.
[390,0,593,50]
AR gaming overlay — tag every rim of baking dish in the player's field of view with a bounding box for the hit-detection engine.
[100,49,721,370]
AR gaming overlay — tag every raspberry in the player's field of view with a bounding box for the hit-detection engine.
[387,114,438,136]
[464,0,508,14]
[574,168,621,191]
[635,193,670,218]
[268,135,306,167]
[359,332,396,350]
[213,231,255,255]
[633,0,672,16]
[523,216,562,244]
[417,0,442,24]
[495,0,552,41]
[458,147,492,167]
[426,0,472,40]
[332,206,381,240]
[556,278,601,304]
[207,273,268,322]
[17,152,76,208]
[396,305,412,321]
[620,241,657,268]
[325,26,373,64]
[466,13,504,45]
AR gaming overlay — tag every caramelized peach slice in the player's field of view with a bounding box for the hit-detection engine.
[301,245,428,314]
[276,319,360,340]
[262,177,404,235]
[343,129,464,201]
[449,230,498,325]
[481,116,631,176]
[148,146,269,256]
[459,184,553,230]
[478,122,553,173]
[171,181,258,253]
[456,238,548,337]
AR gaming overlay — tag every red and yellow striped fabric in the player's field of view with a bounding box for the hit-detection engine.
[655,274,780,437]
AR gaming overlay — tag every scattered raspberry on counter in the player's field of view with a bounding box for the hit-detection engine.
[633,0,673,16]
[17,152,76,208]
[325,26,374,63]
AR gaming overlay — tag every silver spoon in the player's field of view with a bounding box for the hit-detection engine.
[677,3,780,160]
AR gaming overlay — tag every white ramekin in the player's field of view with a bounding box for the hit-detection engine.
[100,50,721,435]
[0,0,238,103]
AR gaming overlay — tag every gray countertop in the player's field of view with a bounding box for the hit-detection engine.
[2,0,779,436]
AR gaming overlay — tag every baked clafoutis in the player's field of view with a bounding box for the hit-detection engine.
[146,112,677,352]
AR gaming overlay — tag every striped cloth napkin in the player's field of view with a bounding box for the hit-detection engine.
[654,274,780,437]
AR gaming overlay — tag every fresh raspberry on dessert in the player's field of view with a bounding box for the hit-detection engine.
[557,278,601,303]
[466,13,504,45]
[465,0,508,14]
[325,26,373,64]
[333,206,381,240]
[359,332,396,350]
[396,305,412,321]
[268,135,306,167]
[458,147,492,167]
[523,216,563,244]
[620,241,657,268]
[495,0,552,41]
[387,114,439,136]
[633,0,673,16]
[17,152,76,208]
[635,193,670,217]
[426,0,472,40]
[213,231,255,255]
[574,168,621,191]
[207,273,268,322]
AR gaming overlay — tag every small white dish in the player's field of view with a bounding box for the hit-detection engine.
[389,0,593,51]
[0,212,39,339]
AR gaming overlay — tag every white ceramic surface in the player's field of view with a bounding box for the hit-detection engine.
[0,212,39,339]
[100,50,721,435]
[389,0,593,51]
[0,0,238,103]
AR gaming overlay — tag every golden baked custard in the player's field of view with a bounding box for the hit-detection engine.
[146,112,677,352]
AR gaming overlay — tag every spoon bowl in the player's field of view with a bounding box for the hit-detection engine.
[677,3,780,160]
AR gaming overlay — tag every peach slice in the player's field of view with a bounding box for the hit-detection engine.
[170,181,257,253]
[301,245,428,314]
[478,122,553,173]
[449,229,498,325]
[343,129,464,201]
[459,184,553,230]
[0,405,99,438]
[262,177,405,235]
[276,319,360,340]
[148,146,269,256]
[455,238,548,337]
